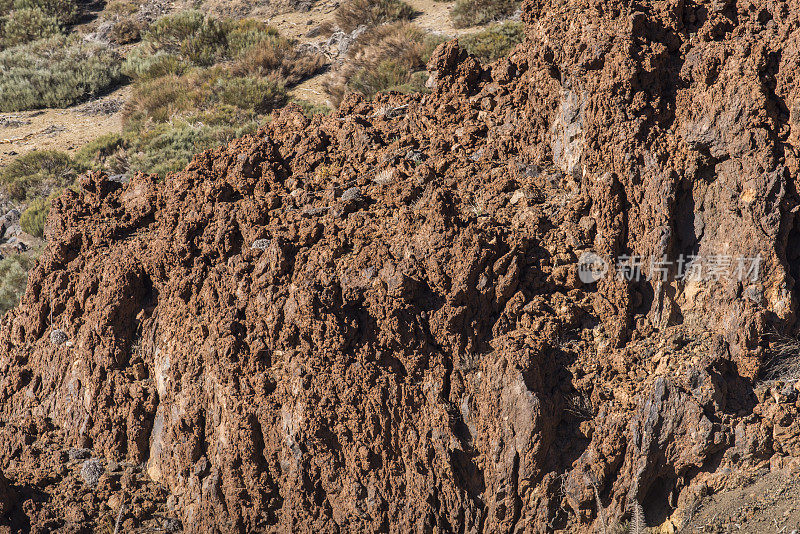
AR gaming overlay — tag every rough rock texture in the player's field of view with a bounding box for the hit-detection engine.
[3,0,800,532]
[0,470,13,518]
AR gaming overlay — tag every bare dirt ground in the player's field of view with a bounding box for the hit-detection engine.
[0,86,130,167]
[682,465,800,533]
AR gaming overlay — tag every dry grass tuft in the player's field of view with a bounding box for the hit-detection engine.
[762,334,800,382]
[334,0,416,33]
[451,0,519,28]
[323,22,443,106]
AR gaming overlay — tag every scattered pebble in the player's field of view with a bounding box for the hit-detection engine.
[341,186,362,202]
[50,329,68,346]
[80,458,104,487]
[251,239,270,250]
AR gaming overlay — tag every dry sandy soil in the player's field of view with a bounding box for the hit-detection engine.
[0,0,499,164]
[0,87,130,167]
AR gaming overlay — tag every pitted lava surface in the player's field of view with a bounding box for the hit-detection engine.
[3,0,800,532]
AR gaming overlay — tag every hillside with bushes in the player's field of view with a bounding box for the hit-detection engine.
[0,0,524,318]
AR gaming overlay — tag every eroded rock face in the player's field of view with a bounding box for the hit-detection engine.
[0,470,13,518]
[2,0,800,532]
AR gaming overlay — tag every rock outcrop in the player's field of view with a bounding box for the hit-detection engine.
[2,0,800,531]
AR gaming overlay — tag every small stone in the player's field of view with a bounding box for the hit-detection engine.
[405,150,422,164]
[341,186,363,203]
[163,517,182,533]
[80,458,104,487]
[68,448,91,460]
[50,329,68,346]
[374,168,394,185]
[251,239,270,251]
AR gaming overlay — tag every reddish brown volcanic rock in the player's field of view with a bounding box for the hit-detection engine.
[3,0,800,531]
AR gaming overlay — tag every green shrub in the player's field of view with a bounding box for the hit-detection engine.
[145,10,206,51]
[103,0,141,17]
[13,0,78,25]
[20,195,50,237]
[0,250,39,315]
[123,73,197,125]
[460,20,524,62]
[230,33,323,85]
[0,150,81,201]
[74,133,126,171]
[324,23,443,105]
[124,67,288,127]
[133,13,321,81]
[0,35,122,111]
[216,76,286,113]
[144,10,231,66]
[335,0,416,32]
[122,50,189,80]
[1,7,61,48]
[126,117,260,176]
[111,14,312,178]
[293,99,332,117]
[451,0,519,28]
[226,19,280,56]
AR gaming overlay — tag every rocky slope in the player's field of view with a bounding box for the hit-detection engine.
[2,0,800,532]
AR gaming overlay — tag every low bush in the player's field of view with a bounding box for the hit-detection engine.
[0,0,80,49]
[460,20,524,62]
[123,68,287,127]
[225,19,279,55]
[112,14,319,177]
[0,250,39,315]
[123,73,197,125]
[128,14,322,83]
[13,0,78,25]
[102,0,141,17]
[451,0,519,28]
[74,134,126,172]
[230,36,323,85]
[122,50,189,80]
[1,7,61,48]
[324,23,443,106]
[0,150,82,201]
[293,99,332,117]
[109,17,143,44]
[216,76,286,114]
[125,116,261,176]
[141,10,231,66]
[0,35,122,111]
[335,0,416,33]
[20,195,50,237]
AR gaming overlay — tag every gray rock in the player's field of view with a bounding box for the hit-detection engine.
[251,239,270,251]
[163,517,183,533]
[80,458,105,487]
[3,223,21,239]
[108,174,129,184]
[0,209,21,230]
[341,186,363,203]
[50,329,68,346]
[68,448,91,460]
